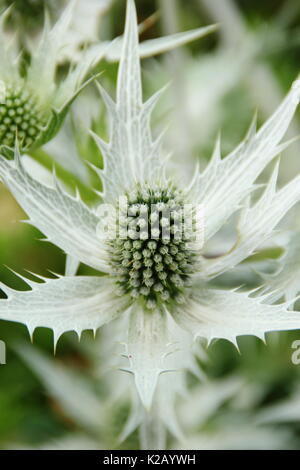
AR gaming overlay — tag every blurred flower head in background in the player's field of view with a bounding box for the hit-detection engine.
[0,1,104,153]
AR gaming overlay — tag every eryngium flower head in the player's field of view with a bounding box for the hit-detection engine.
[0,1,98,153]
[1,0,300,410]
[108,183,200,309]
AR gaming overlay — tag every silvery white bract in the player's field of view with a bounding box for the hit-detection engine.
[1,0,300,410]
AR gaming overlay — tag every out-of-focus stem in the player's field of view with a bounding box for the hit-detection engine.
[139,410,166,450]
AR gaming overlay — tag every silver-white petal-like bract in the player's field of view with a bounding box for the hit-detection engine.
[174,287,300,345]
[0,275,127,344]
[0,151,110,273]
[104,24,218,62]
[189,80,300,242]
[27,0,76,107]
[200,162,300,278]
[126,305,169,410]
[93,0,167,203]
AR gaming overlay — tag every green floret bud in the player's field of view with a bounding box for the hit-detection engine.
[0,84,47,150]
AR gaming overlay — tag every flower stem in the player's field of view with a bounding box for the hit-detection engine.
[139,410,166,450]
